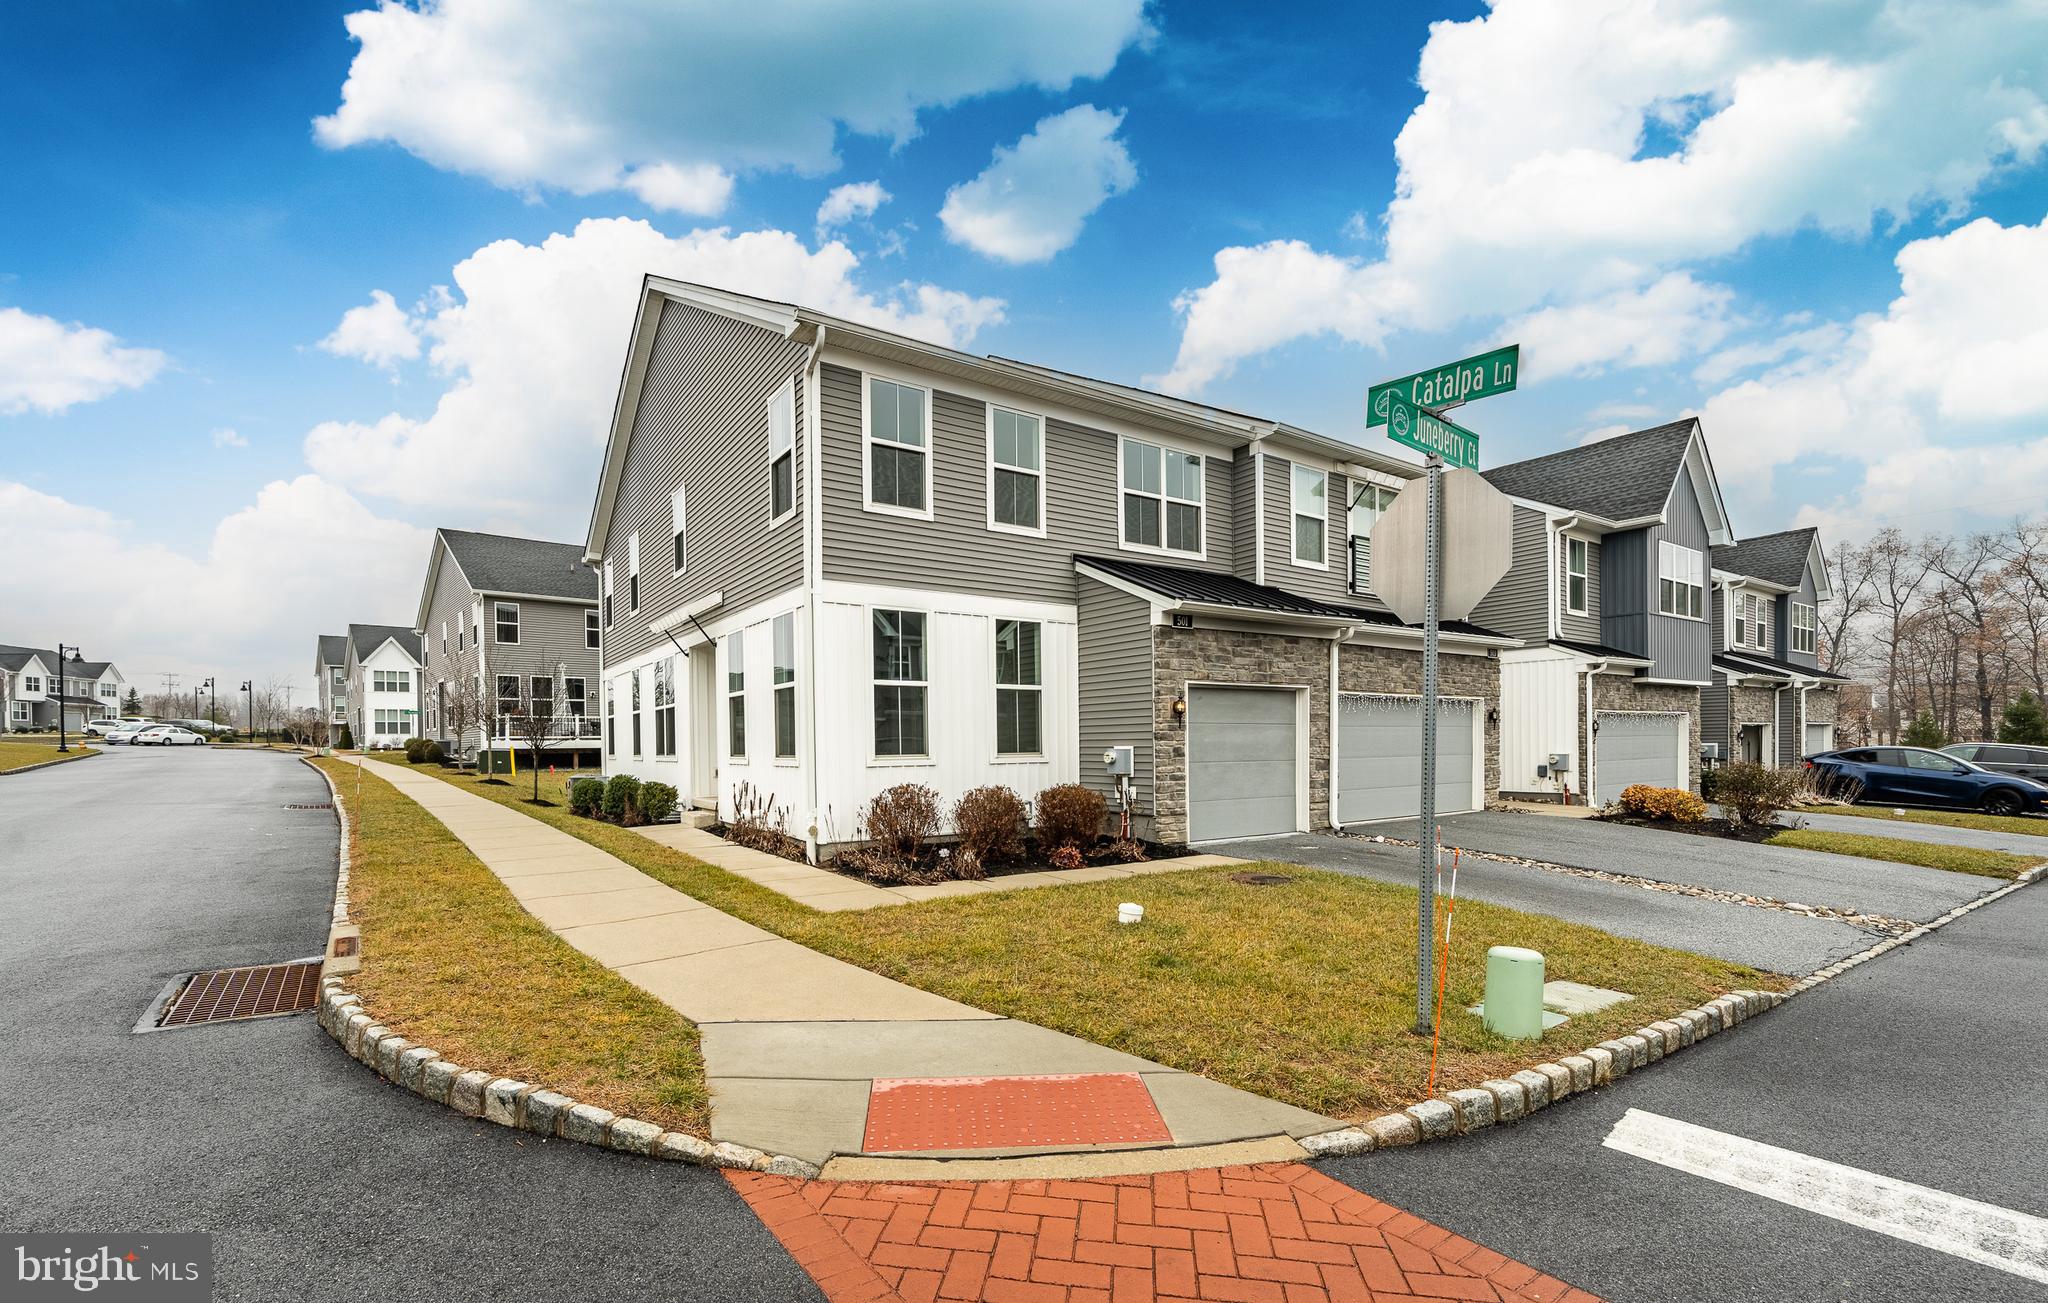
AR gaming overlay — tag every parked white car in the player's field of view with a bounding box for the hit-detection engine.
[105,722,157,745]
[83,718,126,737]
[131,725,206,747]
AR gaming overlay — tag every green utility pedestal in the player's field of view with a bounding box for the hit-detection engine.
[1483,945,1546,1040]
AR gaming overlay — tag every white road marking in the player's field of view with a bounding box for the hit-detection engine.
[1602,1108,2048,1285]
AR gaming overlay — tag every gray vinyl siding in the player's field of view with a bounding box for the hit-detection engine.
[1644,464,1713,682]
[1777,686,1799,766]
[485,596,601,697]
[423,545,482,726]
[1472,506,1552,642]
[1702,681,1730,755]
[1231,455,1258,582]
[1600,528,1649,657]
[1779,569,1820,669]
[1077,577,1156,818]
[1711,584,1729,655]
[1260,454,1349,604]
[1559,535,1603,644]
[819,363,1236,603]
[603,299,807,665]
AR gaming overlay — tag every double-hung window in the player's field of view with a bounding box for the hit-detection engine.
[768,384,796,522]
[671,486,688,573]
[866,377,929,515]
[872,610,927,757]
[604,682,615,756]
[1565,538,1589,615]
[772,613,797,759]
[440,623,447,655]
[530,676,553,724]
[726,631,746,760]
[564,677,586,719]
[1735,593,1769,649]
[1121,439,1203,554]
[994,619,1042,757]
[628,671,642,756]
[456,611,465,650]
[1291,464,1328,566]
[653,658,676,757]
[1792,602,1816,654]
[495,601,520,644]
[585,609,600,649]
[496,674,520,722]
[603,563,614,629]
[627,533,640,612]
[1657,542,1704,619]
[988,406,1043,534]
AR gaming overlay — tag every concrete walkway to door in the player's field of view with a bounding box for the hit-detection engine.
[345,759,1338,1172]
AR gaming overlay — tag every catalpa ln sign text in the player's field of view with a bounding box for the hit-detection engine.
[1366,344,1519,428]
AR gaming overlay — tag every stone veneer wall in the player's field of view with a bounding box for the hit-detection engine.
[1581,673,1704,800]
[1335,644,1501,805]
[1805,687,1839,725]
[1151,626,1333,844]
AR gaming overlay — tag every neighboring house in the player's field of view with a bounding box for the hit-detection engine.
[582,278,1519,857]
[0,644,124,732]
[1705,528,1850,765]
[1474,421,1735,805]
[315,634,348,732]
[342,624,423,748]
[415,528,602,762]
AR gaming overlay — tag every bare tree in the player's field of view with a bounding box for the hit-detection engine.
[1819,536,1876,673]
[1924,532,2003,740]
[498,651,572,803]
[434,675,492,761]
[1864,527,1932,742]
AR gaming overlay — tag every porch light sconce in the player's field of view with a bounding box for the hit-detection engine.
[1172,695,1188,722]
[1486,705,1498,727]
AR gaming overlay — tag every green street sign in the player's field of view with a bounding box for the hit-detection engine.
[1366,344,1519,428]
[1384,393,1480,470]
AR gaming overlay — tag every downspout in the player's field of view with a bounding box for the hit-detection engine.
[1583,660,1608,805]
[1253,448,1267,586]
[801,326,827,863]
[1797,679,1814,762]
[1328,638,1342,829]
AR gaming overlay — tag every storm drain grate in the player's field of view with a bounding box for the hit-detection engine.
[283,802,333,810]
[155,961,322,1027]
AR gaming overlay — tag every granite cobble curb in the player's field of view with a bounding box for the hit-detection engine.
[303,757,820,1180]
[1297,860,2044,1162]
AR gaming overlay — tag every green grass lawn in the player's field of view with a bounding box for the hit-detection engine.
[1766,827,2041,880]
[370,755,1778,1121]
[0,741,94,773]
[315,758,710,1131]
[1807,802,2048,840]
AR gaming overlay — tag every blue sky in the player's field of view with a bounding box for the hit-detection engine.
[4,0,2046,695]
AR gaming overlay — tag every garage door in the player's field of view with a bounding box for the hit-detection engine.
[1595,711,1686,802]
[1337,694,1477,823]
[1805,722,1834,756]
[1187,686,1298,841]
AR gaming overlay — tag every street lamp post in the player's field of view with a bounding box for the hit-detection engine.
[200,677,215,726]
[54,645,82,752]
[242,680,253,742]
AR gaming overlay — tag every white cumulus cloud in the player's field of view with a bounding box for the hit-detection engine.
[817,181,890,232]
[318,289,422,370]
[940,105,1137,263]
[315,0,1151,209]
[211,427,249,449]
[0,305,167,415]
[1505,273,1736,379]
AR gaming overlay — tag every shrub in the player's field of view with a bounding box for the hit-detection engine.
[864,783,942,861]
[405,738,444,765]
[1034,783,1106,852]
[1095,837,1149,865]
[953,785,1026,866]
[639,781,679,824]
[949,846,988,881]
[403,737,425,762]
[603,773,642,823]
[1901,711,1947,748]
[567,775,604,817]
[1714,761,1806,828]
[1047,844,1087,871]
[1617,784,1708,823]
[727,781,806,861]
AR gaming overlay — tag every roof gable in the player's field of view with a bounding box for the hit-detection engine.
[346,623,423,666]
[316,634,347,670]
[1712,528,1828,596]
[437,529,597,602]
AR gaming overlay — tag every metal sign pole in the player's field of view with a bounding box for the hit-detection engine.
[1416,451,1443,1035]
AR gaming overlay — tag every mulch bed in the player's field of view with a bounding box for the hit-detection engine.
[1598,814,1776,843]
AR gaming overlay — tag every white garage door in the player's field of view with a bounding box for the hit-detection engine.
[1595,711,1686,802]
[1187,686,1299,842]
[1805,722,1834,756]
[1338,694,1477,823]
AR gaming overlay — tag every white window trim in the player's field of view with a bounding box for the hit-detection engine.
[772,611,799,765]
[869,605,933,765]
[1756,594,1771,651]
[652,658,679,762]
[768,381,798,529]
[494,600,521,645]
[1116,434,1208,561]
[992,616,1046,762]
[1792,601,1816,654]
[1564,535,1590,616]
[860,371,936,523]
[585,608,601,649]
[1290,463,1330,570]
[984,403,1048,540]
[1656,541,1705,621]
[725,631,748,764]
[671,485,688,576]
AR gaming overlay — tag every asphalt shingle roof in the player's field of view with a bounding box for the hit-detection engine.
[1553,637,1652,663]
[347,623,422,664]
[1712,529,1817,588]
[316,634,347,668]
[441,528,599,601]
[0,644,110,676]
[1481,420,1695,520]
[1075,555,1506,638]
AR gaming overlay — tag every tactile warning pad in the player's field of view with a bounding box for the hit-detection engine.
[862,1072,1173,1152]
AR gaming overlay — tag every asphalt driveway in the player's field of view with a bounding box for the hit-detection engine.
[1769,804,2048,856]
[1371,809,1993,921]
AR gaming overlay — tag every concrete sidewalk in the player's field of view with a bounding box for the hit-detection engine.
[349,759,1336,1170]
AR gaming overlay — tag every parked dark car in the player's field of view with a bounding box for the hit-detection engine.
[1804,746,2048,817]
[1942,742,2048,782]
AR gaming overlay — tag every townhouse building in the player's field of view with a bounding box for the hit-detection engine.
[314,634,348,734]
[1704,528,1848,764]
[416,528,601,761]
[583,279,1520,856]
[0,644,125,732]
[342,624,423,749]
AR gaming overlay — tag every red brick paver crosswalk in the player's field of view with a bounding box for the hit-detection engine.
[728,1162,1600,1303]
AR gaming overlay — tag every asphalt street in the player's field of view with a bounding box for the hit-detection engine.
[1373,810,1991,921]
[1324,878,2048,1302]
[0,746,818,1302]
[1215,829,1876,974]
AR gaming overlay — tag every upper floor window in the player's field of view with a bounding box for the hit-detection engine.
[1349,484,1397,537]
[769,383,796,522]
[1792,602,1816,654]
[603,563,614,628]
[22,675,39,693]
[585,609,600,649]
[372,670,410,693]
[1565,537,1589,615]
[988,406,1044,535]
[1657,542,1703,619]
[627,533,640,611]
[1291,464,1327,566]
[671,486,688,574]
[494,601,520,644]
[99,682,117,698]
[457,610,465,649]
[773,612,797,759]
[440,622,447,655]
[866,376,930,516]
[872,609,928,757]
[1733,592,1769,650]
[1121,438,1203,555]
[995,619,1042,757]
